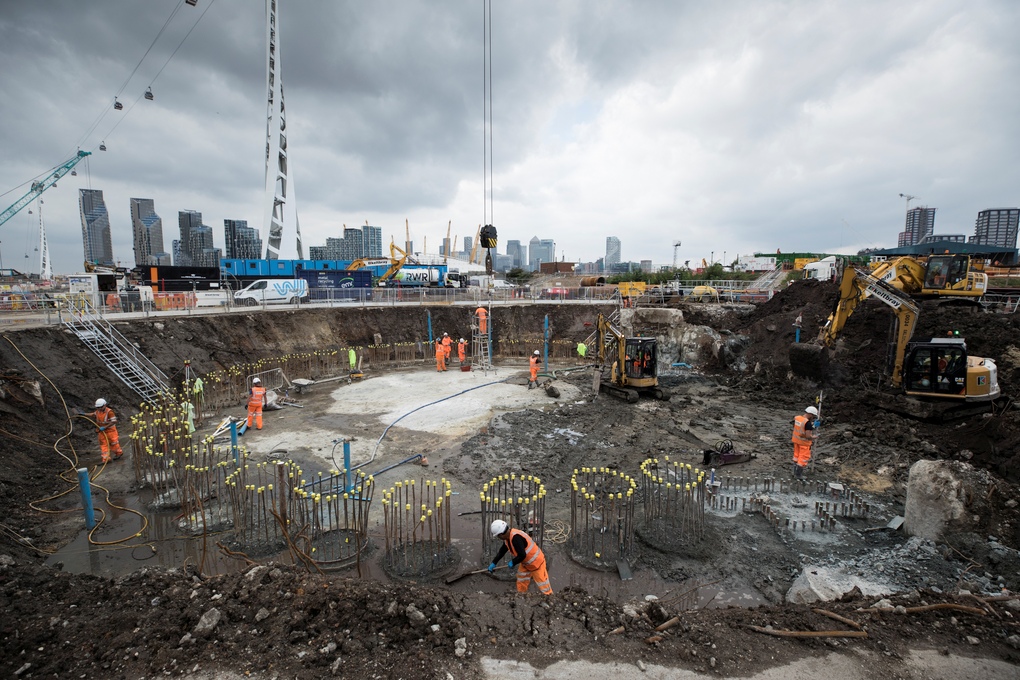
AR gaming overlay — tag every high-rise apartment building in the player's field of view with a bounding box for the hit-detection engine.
[897,207,936,247]
[224,219,262,259]
[340,227,364,260]
[605,237,621,271]
[176,211,220,267]
[79,189,115,267]
[970,208,1019,250]
[130,198,169,266]
[362,225,383,258]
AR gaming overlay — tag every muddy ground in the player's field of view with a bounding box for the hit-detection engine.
[2,289,1020,678]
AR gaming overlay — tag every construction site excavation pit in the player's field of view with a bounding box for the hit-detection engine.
[3,298,1020,678]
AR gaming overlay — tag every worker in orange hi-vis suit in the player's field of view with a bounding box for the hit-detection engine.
[457,338,467,364]
[441,332,453,366]
[791,405,819,479]
[435,337,446,372]
[475,306,488,334]
[528,350,541,389]
[247,377,267,430]
[93,398,123,463]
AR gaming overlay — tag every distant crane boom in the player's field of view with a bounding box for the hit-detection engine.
[0,151,91,229]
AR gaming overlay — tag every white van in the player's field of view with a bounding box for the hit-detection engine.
[234,279,309,305]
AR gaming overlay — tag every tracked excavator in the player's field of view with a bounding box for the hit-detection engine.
[789,266,1000,419]
[594,313,670,402]
[348,242,415,283]
[869,254,986,299]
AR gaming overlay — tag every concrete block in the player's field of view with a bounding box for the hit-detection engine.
[785,566,890,604]
[904,460,977,541]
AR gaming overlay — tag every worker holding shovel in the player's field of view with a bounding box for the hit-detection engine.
[488,520,553,596]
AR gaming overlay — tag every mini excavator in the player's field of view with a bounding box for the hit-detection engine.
[594,313,670,403]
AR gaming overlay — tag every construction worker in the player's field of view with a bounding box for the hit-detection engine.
[93,398,123,462]
[457,338,467,364]
[247,377,267,430]
[791,405,819,479]
[442,332,453,366]
[435,337,446,372]
[487,519,553,596]
[475,306,488,334]
[528,350,540,389]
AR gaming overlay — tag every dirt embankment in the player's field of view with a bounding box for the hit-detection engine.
[3,292,1020,678]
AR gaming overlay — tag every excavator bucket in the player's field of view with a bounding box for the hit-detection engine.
[789,343,829,380]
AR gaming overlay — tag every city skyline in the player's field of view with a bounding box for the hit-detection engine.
[3,2,1018,275]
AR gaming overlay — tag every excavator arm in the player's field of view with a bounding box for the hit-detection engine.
[793,266,919,387]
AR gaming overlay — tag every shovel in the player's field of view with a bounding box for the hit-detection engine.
[445,564,507,584]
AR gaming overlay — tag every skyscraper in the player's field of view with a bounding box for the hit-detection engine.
[341,227,364,260]
[528,236,555,270]
[970,208,1019,250]
[79,189,115,267]
[605,236,621,272]
[130,198,169,266]
[176,211,221,267]
[225,219,262,259]
[897,207,936,247]
[506,239,525,268]
[362,225,383,258]
[177,211,203,266]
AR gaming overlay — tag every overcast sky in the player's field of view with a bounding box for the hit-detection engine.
[1,0,1018,275]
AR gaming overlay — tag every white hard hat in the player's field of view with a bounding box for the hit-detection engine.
[252,377,261,384]
[95,398,107,408]
[533,350,540,355]
[490,519,508,538]
[805,406,819,416]
[459,338,465,343]
[443,332,449,336]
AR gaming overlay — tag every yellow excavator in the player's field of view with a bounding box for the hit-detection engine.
[869,254,986,299]
[594,313,670,402]
[348,242,414,283]
[790,265,999,418]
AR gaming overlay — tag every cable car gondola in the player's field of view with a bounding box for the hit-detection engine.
[114,97,123,110]
[144,87,154,101]
[99,141,107,151]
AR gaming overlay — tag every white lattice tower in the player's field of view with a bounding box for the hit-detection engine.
[38,199,51,280]
[262,0,302,260]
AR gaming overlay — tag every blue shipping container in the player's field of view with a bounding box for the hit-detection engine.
[298,270,372,300]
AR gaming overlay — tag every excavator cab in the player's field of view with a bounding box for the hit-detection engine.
[622,338,658,382]
[923,255,969,291]
[903,338,999,401]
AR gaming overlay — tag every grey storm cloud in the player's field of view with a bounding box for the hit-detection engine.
[0,0,1018,275]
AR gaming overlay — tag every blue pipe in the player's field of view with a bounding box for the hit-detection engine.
[427,310,433,344]
[344,440,352,492]
[77,468,95,529]
[230,421,239,466]
[367,453,424,478]
[795,327,801,343]
[543,314,549,371]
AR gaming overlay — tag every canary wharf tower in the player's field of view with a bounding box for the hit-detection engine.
[263,0,303,260]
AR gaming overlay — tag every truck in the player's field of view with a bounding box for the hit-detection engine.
[67,271,154,310]
[233,279,309,305]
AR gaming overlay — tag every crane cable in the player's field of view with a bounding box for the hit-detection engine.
[482,0,494,227]
[72,0,218,158]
